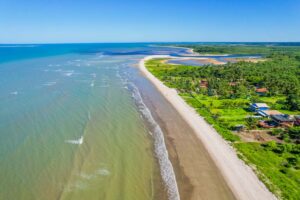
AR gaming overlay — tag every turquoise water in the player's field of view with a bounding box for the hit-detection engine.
[0,44,186,200]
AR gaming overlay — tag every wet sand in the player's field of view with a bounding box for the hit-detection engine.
[138,55,276,200]
[141,90,236,200]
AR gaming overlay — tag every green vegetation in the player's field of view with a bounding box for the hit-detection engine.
[179,44,300,56]
[145,45,300,199]
[180,93,241,142]
[235,142,300,199]
[147,53,300,110]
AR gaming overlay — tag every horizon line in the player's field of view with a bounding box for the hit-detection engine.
[1,41,300,45]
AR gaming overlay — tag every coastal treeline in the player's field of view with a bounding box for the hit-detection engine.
[156,53,300,111]
[146,45,300,199]
[179,43,300,56]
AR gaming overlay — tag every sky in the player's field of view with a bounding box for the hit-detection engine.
[0,0,299,43]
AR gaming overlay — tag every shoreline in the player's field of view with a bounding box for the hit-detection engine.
[167,57,226,65]
[150,44,231,57]
[139,55,277,200]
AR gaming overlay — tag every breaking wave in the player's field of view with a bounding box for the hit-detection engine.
[63,70,74,77]
[10,91,18,95]
[43,81,56,86]
[90,81,95,87]
[96,168,110,176]
[128,83,180,200]
[65,136,83,145]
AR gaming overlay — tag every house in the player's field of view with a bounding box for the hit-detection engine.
[258,120,277,128]
[250,103,270,112]
[199,80,208,88]
[271,114,295,127]
[257,110,282,117]
[255,87,268,95]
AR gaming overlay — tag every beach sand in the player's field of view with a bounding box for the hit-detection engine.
[168,57,225,65]
[225,57,267,63]
[139,55,277,200]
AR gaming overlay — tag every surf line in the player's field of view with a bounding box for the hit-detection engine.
[65,136,83,145]
[128,82,180,200]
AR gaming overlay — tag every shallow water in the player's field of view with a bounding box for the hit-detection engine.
[0,44,186,200]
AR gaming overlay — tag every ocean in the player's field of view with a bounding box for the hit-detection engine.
[0,44,187,200]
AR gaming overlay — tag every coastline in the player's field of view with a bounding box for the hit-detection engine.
[139,55,277,200]
[167,57,226,65]
[150,44,231,57]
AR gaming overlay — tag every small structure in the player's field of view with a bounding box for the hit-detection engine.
[250,103,269,112]
[199,80,208,88]
[256,87,268,95]
[271,114,295,127]
[258,120,277,128]
[257,110,282,117]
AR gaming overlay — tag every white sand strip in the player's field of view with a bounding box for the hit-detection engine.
[139,55,277,200]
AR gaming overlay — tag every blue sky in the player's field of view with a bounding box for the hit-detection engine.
[0,0,299,43]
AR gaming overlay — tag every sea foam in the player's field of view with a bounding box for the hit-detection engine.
[63,70,74,77]
[96,168,110,176]
[90,81,95,87]
[129,83,180,200]
[43,81,56,86]
[65,136,83,145]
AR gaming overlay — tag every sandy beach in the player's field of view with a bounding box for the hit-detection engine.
[225,57,267,63]
[139,55,277,200]
[167,57,226,65]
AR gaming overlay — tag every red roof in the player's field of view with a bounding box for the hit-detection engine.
[200,80,208,88]
[256,88,268,93]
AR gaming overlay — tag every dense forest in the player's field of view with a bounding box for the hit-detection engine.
[156,49,300,111]
[179,43,300,56]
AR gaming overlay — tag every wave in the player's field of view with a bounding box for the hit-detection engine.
[128,83,180,200]
[63,70,74,77]
[10,91,18,95]
[90,81,95,87]
[96,168,110,176]
[79,168,110,183]
[43,81,56,86]
[65,136,83,145]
